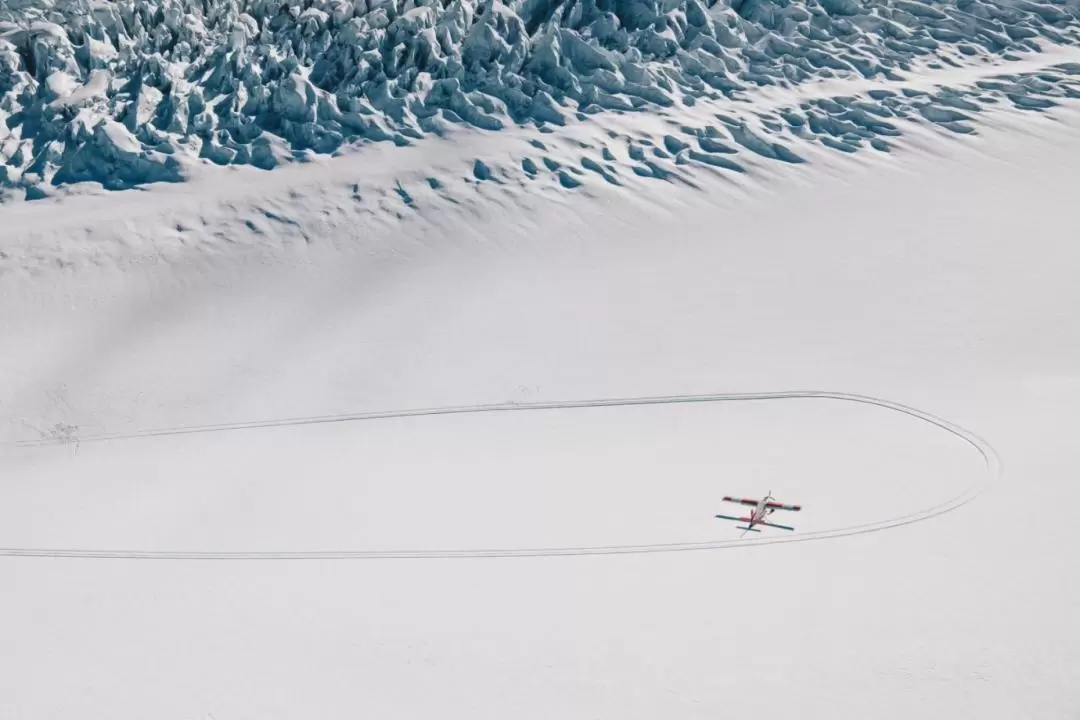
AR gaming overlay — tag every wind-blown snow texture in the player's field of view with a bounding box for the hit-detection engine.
[2,0,1079,197]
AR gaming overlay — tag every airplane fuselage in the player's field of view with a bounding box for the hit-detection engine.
[747,498,773,526]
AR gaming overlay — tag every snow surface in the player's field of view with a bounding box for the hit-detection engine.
[2,0,1080,719]
[3,100,1080,717]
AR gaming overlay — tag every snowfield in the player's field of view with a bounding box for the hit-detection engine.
[2,0,1080,718]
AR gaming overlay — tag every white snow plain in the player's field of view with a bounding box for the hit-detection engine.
[3,1,1080,719]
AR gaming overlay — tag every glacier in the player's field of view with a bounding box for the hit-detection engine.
[1,0,1079,198]
[5,1,1080,719]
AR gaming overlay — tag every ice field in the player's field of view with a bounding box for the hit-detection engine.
[2,0,1080,718]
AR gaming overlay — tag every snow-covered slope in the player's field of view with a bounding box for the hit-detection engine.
[2,0,1080,198]
[3,1,1080,718]
[2,101,1079,719]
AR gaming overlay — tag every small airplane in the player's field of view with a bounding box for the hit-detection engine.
[715,491,802,535]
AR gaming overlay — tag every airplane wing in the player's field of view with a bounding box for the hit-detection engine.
[715,514,755,523]
[722,496,761,506]
[765,501,802,512]
[715,515,796,532]
[757,519,796,531]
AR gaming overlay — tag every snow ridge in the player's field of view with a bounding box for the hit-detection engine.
[1,0,1079,197]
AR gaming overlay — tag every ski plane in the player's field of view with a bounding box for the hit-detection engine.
[715,492,802,534]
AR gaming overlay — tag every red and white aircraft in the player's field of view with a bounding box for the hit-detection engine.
[715,491,802,534]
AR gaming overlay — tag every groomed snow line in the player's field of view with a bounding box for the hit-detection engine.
[2,390,998,559]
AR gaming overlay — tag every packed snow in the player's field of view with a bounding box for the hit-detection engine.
[2,0,1080,718]
[2,391,992,556]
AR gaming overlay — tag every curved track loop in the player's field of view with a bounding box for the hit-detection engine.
[2,391,999,560]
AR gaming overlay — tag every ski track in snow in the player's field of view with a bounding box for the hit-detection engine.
[0,390,998,560]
